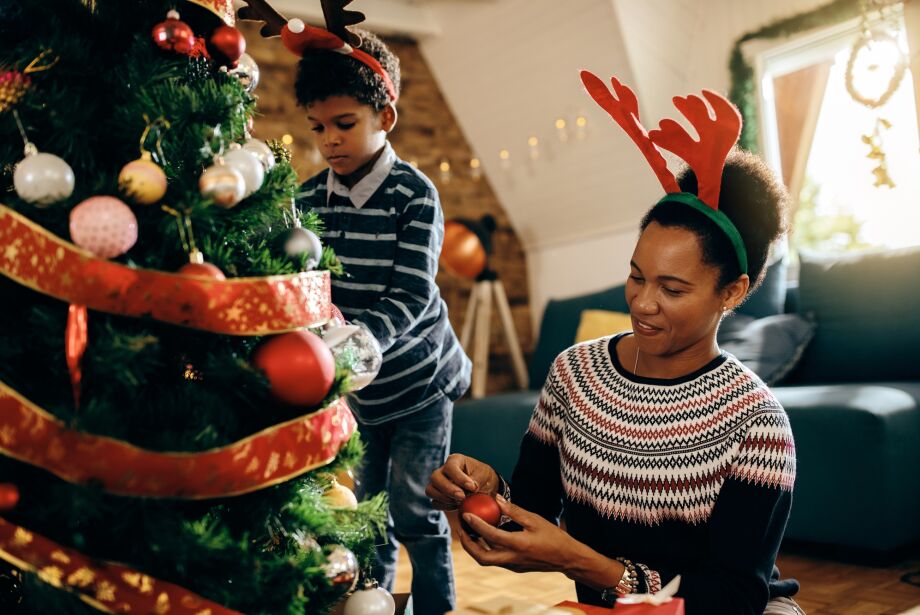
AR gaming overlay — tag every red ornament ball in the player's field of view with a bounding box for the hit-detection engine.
[460,493,501,527]
[208,25,246,68]
[253,330,335,407]
[179,261,225,280]
[152,11,196,55]
[0,483,19,511]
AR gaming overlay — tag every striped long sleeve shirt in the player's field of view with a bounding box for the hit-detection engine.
[297,142,471,425]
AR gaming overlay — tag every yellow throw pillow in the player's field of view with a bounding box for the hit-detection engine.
[575,310,633,343]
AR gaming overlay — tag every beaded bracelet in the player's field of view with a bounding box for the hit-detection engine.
[613,557,638,595]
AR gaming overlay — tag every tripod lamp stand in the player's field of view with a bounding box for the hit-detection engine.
[440,216,528,399]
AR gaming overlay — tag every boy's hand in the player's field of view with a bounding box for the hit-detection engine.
[426,454,499,510]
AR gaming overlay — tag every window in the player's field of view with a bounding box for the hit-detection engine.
[757,10,919,257]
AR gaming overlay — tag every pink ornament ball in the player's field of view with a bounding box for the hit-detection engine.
[69,196,138,259]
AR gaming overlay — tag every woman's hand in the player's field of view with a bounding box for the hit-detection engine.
[458,494,581,574]
[426,454,500,511]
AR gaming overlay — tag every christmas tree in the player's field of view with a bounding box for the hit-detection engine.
[0,0,387,612]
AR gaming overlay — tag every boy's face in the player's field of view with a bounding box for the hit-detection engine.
[306,96,395,178]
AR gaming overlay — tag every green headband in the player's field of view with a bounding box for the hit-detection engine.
[656,192,748,275]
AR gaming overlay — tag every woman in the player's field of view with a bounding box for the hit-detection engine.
[426,74,804,615]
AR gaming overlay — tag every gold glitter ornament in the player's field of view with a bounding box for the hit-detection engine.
[266,139,292,165]
[118,152,167,205]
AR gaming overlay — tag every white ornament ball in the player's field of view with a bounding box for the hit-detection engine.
[324,324,382,391]
[69,196,138,258]
[343,584,395,615]
[199,162,245,208]
[242,138,275,171]
[229,52,260,93]
[283,226,323,268]
[14,150,75,207]
[223,146,264,197]
[118,157,167,205]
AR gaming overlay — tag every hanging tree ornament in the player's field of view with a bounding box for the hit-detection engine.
[69,196,138,259]
[223,142,264,197]
[320,545,359,595]
[266,138,292,165]
[162,205,227,279]
[229,52,260,93]
[0,49,58,114]
[151,10,196,56]
[280,199,323,267]
[343,578,396,615]
[321,477,359,511]
[208,24,246,68]
[253,329,335,407]
[323,323,382,392]
[118,115,169,205]
[199,157,245,207]
[242,136,276,172]
[11,110,75,207]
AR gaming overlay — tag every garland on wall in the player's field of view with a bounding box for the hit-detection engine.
[728,0,862,152]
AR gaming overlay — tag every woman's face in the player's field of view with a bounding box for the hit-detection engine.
[626,221,735,360]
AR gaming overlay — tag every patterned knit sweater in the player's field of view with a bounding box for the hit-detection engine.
[509,333,797,615]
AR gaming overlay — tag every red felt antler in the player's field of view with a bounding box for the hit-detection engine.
[580,70,679,194]
[648,90,742,208]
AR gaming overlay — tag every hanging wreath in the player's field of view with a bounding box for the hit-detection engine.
[844,28,907,109]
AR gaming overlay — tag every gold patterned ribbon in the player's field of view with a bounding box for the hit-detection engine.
[0,516,243,614]
[0,380,356,499]
[0,204,332,335]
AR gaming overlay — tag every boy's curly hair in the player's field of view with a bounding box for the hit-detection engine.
[294,28,401,110]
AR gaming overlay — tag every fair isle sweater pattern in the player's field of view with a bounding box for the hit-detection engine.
[527,335,796,527]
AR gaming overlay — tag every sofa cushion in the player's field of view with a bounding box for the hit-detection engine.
[795,247,920,383]
[717,313,815,385]
[575,310,632,343]
[529,286,628,390]
[736,255,788,319]
[452,391,540,479]
[775,383,920,550]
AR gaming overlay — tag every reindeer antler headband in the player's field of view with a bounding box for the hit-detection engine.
[580,72,747,275]
[238,0,398,102]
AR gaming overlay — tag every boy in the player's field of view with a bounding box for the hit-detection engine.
[294,28,471,615]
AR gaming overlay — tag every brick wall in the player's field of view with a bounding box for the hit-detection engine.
[242,25,533,395]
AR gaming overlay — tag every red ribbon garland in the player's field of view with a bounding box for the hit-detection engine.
[0,517,244,614]
[0,205,333,336]
[0,381,356,499]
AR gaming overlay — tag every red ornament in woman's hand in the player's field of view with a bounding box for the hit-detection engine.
[461,493,501,527]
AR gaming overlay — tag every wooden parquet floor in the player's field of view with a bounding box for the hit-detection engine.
[393,514,920,614]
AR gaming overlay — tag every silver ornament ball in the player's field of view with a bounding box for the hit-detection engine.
[14,150,75,207]
[324,324,382,391]
[229,52,260,93]
[242,138,276,171]
[199,162,245,208]
[223,146,264,197]
[283,226,323,268]
[321,545,358,594]
[343,580,396,615]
